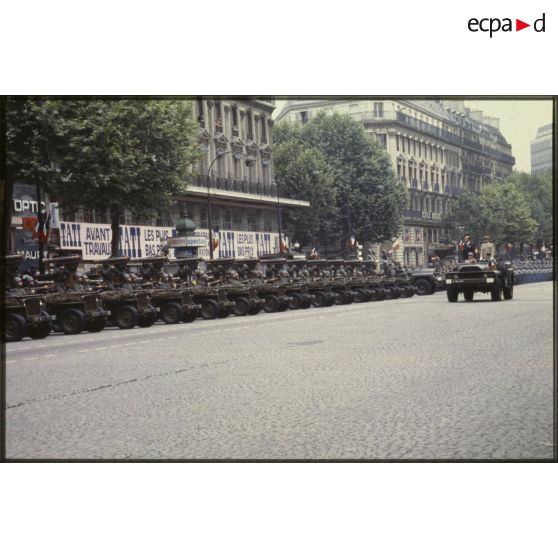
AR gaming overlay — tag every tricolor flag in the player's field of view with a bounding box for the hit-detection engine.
[279,233,289,253]
[32,210,50,242]
[211,227,220,250]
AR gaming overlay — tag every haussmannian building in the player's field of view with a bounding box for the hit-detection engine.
[530,123,553,176]
[275,99,515,267]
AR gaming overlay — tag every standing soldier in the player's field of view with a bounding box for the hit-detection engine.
[479,235,495,260]
[461,235,476,261]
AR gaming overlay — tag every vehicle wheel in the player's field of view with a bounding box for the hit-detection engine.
[300,299,312,309]
[491,282,503,301]
[4,313,27,342]
[138,313,157,327]
[233,297,251,316]
[182,310,198,323]
[86,316,106,332]
[447,287,458,302]
[353,288,367,303]
[334,291,350,305]
[288,292,303,310]
[248,305,262,315]
[113,304,138,329]
[59,308,86,335]
[413,278,433,296]
[503,284,514,300]
[263,294,280,313]
[392,288,402,299]
[383,287,395,300]
[218,306,230,318]
[27,311,52,340]
[200,299,220,320]
[161,301,184,324]
[278,301,290,312]
[463,289,474,302]
[404,286,415,297]
[312,291,330,307]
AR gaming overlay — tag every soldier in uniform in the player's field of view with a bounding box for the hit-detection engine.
[479,235,495,260]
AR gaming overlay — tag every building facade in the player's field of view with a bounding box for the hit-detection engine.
[530,123,553,176]
[275,99,515,267]
[13,99,310,265]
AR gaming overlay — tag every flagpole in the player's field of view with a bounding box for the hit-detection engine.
[36,183,45,275]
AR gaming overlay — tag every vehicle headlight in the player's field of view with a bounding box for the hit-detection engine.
[446,279,453,284]
[486,278,494,283]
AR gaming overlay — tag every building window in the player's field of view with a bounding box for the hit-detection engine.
[300,111,309,124]
[376,133,387,148]
[214,102,223,133]
[396,136,400,151]
[232,106,239,137]
[196,98,205,127]
[232,209,244,231]
[247,211,258,231]
[402,137,406,153]
[247,112,254,141]
[373,102,384,117]
[261,118,267,143]
[199,207,208,228]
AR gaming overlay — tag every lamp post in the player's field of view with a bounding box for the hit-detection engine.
[205,147,254,259]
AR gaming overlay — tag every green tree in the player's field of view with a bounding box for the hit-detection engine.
[274,138,339,249]
[6,98,200,255]
[445,176,538,249]
[274,113,406,252]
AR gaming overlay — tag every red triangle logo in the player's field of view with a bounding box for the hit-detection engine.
[516,19,530,31]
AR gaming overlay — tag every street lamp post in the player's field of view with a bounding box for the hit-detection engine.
[205,148,254,259]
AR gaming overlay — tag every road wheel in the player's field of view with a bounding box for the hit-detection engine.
[86,316,106,332]
[182,310,198,323]
[368,288,381,301]
[233,297,251,316]
[161,301,184,324]
[334,291,350,305]
[113,304,138,329]
[404,286,415,298]
[392,288,402,299]
[491,282,503,301]
[263,294,280,313]
[59,308,86,335]
[200,299,220,320]
[503,284,514,300]
[447,287,458,302]
[138,312,157,327]
[413,278,433,296]
[352,288,367,303]
[248,305,262,315]
[288,292,303,310]
[218,306,230,318]
[300,299,312,309]
[383,287,396,300]
[463,289,474,302]
[278,301,290,311]
[27,312,52,339]
[4,313,26,342]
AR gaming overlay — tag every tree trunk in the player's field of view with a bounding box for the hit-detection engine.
[110,205,121,257]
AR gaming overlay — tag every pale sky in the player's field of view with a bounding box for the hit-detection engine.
[273,99,553,173]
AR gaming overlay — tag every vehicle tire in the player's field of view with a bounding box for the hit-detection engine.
[200,298,220,320]
[334,291,350,305]
[300,299,312,309]
[59,308,86,335]
[463,289,474,302]
[447,287,458,302]
[503,284,513,300]
[413,278,433,296]
[113,304,138,329]
[161,301,184,324]
[288,292,303,310]
[218,306,231,318]
[86,316,107,332]
[392,288,402,299]
[491,282,503,301]
[248,305,262,315]
[182,310,198,323]
[263,294,280,313]
[404,286,415,298]
[368,288,381,301]
[278,301,290,312]
[383,287,396,300]
[4,313,26,342]
[27,311,52,340]
[353,288,367,303]
[233,297,251,317]
[138,313,157,328]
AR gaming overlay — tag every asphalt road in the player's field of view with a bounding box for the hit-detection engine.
[4,282,554,460]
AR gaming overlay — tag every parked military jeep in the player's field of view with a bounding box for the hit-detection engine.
[445,260,515,302]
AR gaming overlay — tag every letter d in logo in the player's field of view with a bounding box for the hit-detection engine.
[534,13,546,32]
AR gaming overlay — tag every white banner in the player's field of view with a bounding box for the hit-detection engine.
[58,221,286,260]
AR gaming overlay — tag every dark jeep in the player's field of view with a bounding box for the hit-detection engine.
[445,260,515,302]
[410,268,445,295]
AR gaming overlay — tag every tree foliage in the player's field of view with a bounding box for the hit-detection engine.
[6,98,200,254]
[273,113,406,252]
[445,172,541,247]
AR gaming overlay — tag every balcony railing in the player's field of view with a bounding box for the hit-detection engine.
[192,174,278,197]
[361,110,515,166]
